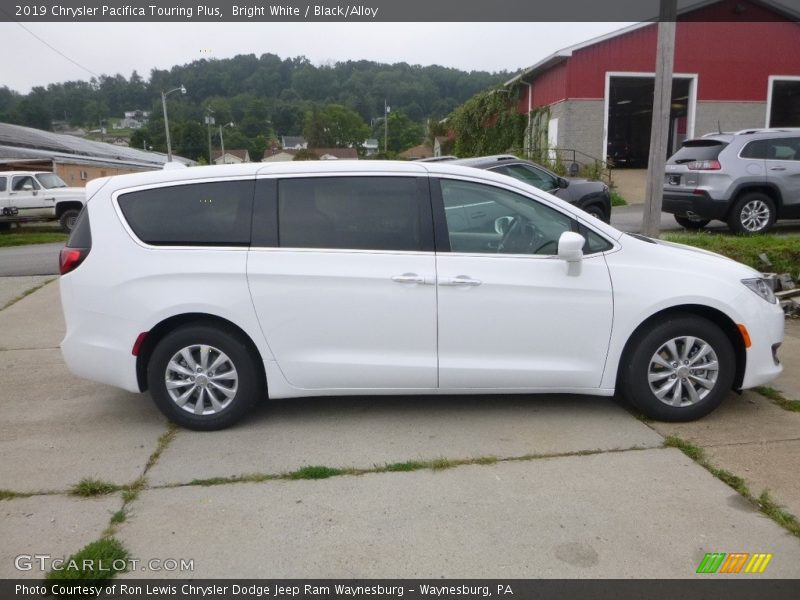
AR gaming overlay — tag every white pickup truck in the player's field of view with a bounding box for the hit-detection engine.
[0,171,86,232]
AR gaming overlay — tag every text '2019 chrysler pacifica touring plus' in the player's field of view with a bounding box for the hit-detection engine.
[59,161,784,429]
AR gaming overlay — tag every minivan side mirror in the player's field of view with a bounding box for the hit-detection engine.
[22,183,34,191]
[557,177,569,189]
[558,231,585,262]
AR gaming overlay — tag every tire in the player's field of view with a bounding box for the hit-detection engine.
[59,209,81,233]
[147,323,263,430]
[583,204,607,222]
[619,314,735,422]
[727,192,776,234]
[0,222,11,232]
[674,215,710,230]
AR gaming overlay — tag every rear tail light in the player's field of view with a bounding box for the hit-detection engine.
[59,247,89,275]
[686,159,721,170]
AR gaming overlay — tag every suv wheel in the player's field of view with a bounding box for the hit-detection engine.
[674,215,710,230]
[59,209,81,233]
[147,324,262,430]
[620,314,734,422]
[727,193,776,234]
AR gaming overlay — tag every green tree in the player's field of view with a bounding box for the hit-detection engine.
[382,110,424,153]
[324,104,370,148]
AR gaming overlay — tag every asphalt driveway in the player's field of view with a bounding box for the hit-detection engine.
[1,279,799,579]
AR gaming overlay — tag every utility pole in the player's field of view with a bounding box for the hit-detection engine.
[205,109,215,164]
[642,0,677,237]
[384,99,390,154]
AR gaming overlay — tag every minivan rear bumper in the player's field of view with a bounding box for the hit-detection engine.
[662,190,729,220]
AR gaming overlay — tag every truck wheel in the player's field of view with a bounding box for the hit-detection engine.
[59,209,81,233]
[0,222,10,232]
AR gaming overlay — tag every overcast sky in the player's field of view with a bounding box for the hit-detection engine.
[2,22,634,93]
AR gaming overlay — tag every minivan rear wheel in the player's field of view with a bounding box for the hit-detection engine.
[727,192,776,234]
[147,324,262,430]
[620,315,734,422]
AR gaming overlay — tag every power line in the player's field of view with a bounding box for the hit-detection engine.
[2,11,100,80]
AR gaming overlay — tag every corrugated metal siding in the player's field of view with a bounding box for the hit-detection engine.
[517,61,569,111]
[563,20,800,102]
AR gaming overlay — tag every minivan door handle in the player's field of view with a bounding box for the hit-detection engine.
[769,166,787,171]
[391,273,426,284]
[441,276,482,287]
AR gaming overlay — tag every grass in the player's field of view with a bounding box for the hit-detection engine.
[46,537,129,581]
[69,478,119,497]
[109,510,126,525]
[288,465,344,480]
[758,491,800,537]
[0,231,67,247]
[755,386,800,412]
[662,232,800,275]
[144,424,178,472]
[610,190,628,207]
[664,436,799,538]
[0,489,33,501]
[182,447,652,489]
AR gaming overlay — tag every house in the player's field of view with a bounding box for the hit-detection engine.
[114,110,150,130]
[261,147,358,162]
[281,136,308,150]
[362,138,380,156]
[399,144,433,160]
[504,0,800,168]
[211,149,250,164]
[0,121,194,186]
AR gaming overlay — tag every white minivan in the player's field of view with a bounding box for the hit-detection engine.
[59,162,784,430]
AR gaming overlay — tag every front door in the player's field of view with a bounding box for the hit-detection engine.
[247,175,438,390]
[434,178,614,390]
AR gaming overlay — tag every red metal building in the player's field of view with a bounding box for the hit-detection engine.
[507,0,800,167]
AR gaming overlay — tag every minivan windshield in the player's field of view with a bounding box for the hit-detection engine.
[35,173,68,189]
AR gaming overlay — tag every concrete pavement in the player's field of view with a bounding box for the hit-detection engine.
[0,278,798,579]
[0,242,62,277]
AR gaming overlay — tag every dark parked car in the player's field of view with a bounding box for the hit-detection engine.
[435,155,612,222]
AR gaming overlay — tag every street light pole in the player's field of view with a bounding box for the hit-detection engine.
[161,85,186,162]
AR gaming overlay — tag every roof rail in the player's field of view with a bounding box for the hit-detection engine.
[734,127,800,135]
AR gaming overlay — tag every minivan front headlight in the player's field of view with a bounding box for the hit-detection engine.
[741,278,776,304]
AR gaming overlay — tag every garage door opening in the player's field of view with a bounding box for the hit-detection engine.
[768,78,800,127]
[606,75,694,168]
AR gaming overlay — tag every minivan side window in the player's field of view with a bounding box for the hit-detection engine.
[118,180,254,246]
[277,176,426,251]
[439,179,576,256]
[0,177,6,192]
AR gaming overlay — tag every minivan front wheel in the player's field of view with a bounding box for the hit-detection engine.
[728,193,776,234]
[148,324,262,430]
[620,315,734,421]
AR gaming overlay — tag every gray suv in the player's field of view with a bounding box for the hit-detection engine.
[663,128,800,233]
